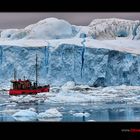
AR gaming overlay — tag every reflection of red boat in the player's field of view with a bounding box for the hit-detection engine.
[9,54,50,95]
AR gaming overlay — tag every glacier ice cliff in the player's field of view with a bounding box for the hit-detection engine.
[0,18,140,87]
[0,40,140,87]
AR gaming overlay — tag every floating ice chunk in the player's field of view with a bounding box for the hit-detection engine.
[87,120,96,122]
[6,103,17,108]
[102,87,117,93]
[9,95,23,102]
[115,85,127,90]
[45,93,86,103]
[73,112,90,117]
[38,108,62,119]
[45,85,140,104]
[50,87,60,93]
[28,108,36,112]
[0,113,16,121]
[20,95,36,103]
[13,109,38,121]
[75,85,91,89]
[36,92,48,97]
[38,118,62,122]
[69,110,75,114]
[9,95,38,103]
[45,91,98,103]
[61,81,75,92]
[1,109,20,115]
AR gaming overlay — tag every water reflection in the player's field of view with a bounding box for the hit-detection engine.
[59,105,140,122]
[125,107,134,121]
[0,113,16,121]
[1,101,140,121]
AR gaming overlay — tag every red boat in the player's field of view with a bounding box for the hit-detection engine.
[9,54,50,95]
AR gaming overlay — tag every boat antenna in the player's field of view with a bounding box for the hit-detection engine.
[35,53,38,88]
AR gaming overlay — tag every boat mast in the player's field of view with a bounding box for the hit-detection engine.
[14,68,16,80]
[35,54,38,87]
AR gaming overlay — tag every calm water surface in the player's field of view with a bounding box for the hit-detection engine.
[0,93,140,122]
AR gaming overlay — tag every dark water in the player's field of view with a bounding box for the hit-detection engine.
[0,94,140,122]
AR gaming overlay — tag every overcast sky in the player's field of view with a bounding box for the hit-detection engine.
[0,12,140,29]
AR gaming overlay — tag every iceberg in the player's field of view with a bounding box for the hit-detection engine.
[12,109,38,121]
[73,112,90,117]
[38,108,63,120]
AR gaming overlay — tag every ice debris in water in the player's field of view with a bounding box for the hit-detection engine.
[61,81,75,92]
[38,108,63,119]
[9,95,44,103]
[73,112,90,117]
[7,85,140,105]
[12,109,38,121]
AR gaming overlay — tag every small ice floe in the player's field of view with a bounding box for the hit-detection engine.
[0,90,8,95]
[49,87,60,93]
[9,95,38,103]
[36,92,49,98]
[38,108,63,120]
[28,108,36,112]
[73,85,93,92]
[1,109,20,115]
[38,118,62,122]
[102,87,117,93]
[0,113,16,121]
[61,81,75,92]
[87,120,96,122]
[9,94,49,104]
[9,95,23,102]
[58,107,65,110]
[45,91,98,103]
[73,112,90,117]
[69,110,75,114]
[0,103,10,107]
[19,95,37,103]
[6,103,17,108]
[12,109,38,121]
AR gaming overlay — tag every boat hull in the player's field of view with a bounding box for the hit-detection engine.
[9,87,50,95]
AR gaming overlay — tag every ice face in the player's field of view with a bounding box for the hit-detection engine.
[0,18,140,87]
[0,39,140,87]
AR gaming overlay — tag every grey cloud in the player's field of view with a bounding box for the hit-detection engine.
[0,12,139,29]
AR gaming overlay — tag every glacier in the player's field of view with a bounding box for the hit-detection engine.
[0,18,140,87]
[2,18,140,41]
